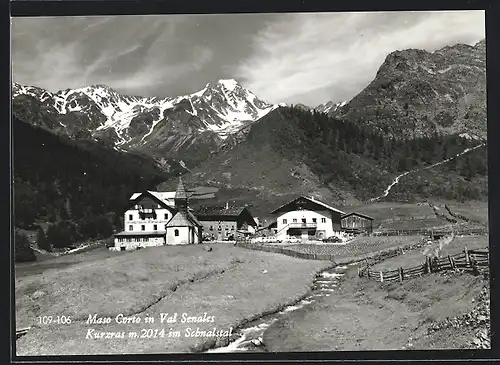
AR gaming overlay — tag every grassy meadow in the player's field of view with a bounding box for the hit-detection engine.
[263,264,487,351]
[15,244,332,355]
[371,235,488,271]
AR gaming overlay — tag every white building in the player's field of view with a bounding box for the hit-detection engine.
[270,196,345,241]
[165,177,202,245]
[111,177,202,251]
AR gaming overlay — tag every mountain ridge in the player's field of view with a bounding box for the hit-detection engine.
[326,39,486,139]
[12,79,281,162]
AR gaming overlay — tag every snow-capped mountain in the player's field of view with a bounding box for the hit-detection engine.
[314,100,347,114]
[12,79,278,143]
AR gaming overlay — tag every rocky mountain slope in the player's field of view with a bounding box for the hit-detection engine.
[12,79,280,165]
[12,40,488,218]
[323,39,486,139]
[314,100,347,114]
[158,106,486,216]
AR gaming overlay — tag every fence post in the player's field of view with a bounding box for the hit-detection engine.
[425,256,430,274]
[471,256,478,275]
[448,255,455,269]
[380,271,384,283]
[399,267,404,283]
[464,246,470,266]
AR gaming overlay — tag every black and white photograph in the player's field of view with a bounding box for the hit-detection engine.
[11,10,490,356]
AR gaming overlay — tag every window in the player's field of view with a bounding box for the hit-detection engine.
[283,219,287,224]
[135,238,140,242]
[174,229,179,237]
[209,226,213,231]
[164,213,169,220]
[127,238,132,242]
[153,224,157,230]
[158,204,161,209]
[129,214,133,221]
[321,218,326,223]
[293,218,297,223]
[129,225,133,231]
[218,226,222,231]
[312,218,317,223]
[141,225,145,231]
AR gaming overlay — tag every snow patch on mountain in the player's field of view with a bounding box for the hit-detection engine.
[12,79,278,144]
[314,100,347,114]
[219,79,239,92]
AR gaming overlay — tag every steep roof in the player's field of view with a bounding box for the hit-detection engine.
[187,211,202,226]
[148,191,176,204]
[128,191,194,212]
[166,211,200,227]
[341,212,374,220]
[270,196,345,215]
[175,177,188,200]
[129,191,175,206]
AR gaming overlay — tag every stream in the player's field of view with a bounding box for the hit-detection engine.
[206,264,353,353]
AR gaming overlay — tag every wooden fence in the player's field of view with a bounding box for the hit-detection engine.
[358,247,489,283]
[373,228,488,237]
[234,240,426,265]
[235,242,337,261]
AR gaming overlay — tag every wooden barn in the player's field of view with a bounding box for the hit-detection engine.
[341,212,374,234]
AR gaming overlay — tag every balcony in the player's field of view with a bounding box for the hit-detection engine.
[287,222,317,229]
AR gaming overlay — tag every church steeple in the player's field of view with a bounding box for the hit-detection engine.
[175,176,188,213]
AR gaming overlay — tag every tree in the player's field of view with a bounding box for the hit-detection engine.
[36,227,52,252]
[96,216,114,238]
[46,223,73,249]
[60,206,69,221]
[15,231,36,262]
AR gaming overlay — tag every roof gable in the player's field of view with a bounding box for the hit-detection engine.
[129,191,177,213]
[270,196,345,215]
[341,212,374,220]
[166,211,195,227]
[195,206,257,226]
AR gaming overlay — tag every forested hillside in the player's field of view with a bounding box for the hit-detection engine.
[282,106,487,201]
[165,106,487,215]
[13,116,171,261]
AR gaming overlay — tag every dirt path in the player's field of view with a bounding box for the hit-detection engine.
[370,144,486,203]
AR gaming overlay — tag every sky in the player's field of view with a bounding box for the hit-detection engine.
[11,11,485,106]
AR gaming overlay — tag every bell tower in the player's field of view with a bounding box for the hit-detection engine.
[174,176,188,214]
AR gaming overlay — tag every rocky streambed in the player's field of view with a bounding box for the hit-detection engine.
[206,264,351,353]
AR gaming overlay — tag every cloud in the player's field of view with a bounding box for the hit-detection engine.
[11,15,213,94]
[11,12,485,105]
[234,11,485,106]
